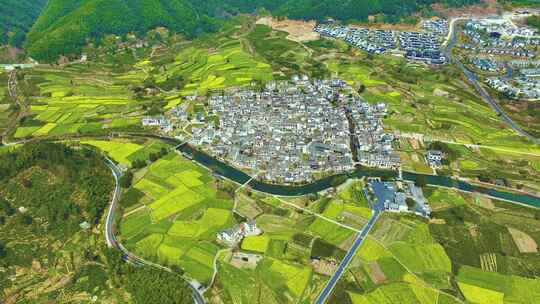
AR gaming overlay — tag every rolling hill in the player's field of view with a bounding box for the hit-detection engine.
[24,0,480,61]
[0,0,47,32]
[0,0,48,45]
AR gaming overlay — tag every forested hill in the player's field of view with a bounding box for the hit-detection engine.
[0,0,48,46]
[25,0,480,62]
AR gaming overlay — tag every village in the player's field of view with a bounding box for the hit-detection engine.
[459,14,540,100]
[314,18,448,64]
[142,77,401,184]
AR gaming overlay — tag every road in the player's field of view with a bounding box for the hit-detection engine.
[103,157,206,304]
[314,195,384,304]
[445,18,539,145]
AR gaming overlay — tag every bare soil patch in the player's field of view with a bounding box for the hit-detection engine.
[432,0,499,18]
[508,227,538,253]
[256,17,320,42]
[311,258,337,276]
[367,262,387,284]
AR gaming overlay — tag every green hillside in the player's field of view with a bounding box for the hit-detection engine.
[0,0,48,46]
[25,0,481,61]
[0,142,194,302]
[25,0,218,61]
[0,0,47,32]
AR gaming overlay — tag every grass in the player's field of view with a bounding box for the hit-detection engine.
[135,233,163,257]
[241,235,270,253]
[266,258,312,298]
[424,187,467,210]
[14,65,147,138]
[457,282,504,304]
[357,237,392,262]
[82,140,144,166]
[389,243,452,273]
[348,283,421,304]
[120,209,152,239]
[119,151,236,284]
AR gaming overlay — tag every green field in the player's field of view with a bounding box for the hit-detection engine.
[456,266,540,304]
[151,37,272,96]
[11,65,152,139]
[241,235,270,253]
[119,152,236,284]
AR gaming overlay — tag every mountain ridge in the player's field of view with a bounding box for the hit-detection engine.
[25,0,480,61]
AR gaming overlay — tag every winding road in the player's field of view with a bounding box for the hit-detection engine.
[445,18,540,145]
[103,157,206,304]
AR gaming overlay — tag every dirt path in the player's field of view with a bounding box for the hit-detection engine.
[2,70,30,143]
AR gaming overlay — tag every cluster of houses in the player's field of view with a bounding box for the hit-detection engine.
[217,221,261,246]
[141,116,173,132]
[471,58,503,72]
[368,180,431,218]
[465,18,538,39]
[314,24,396,54]
[191,77,356,184]
[461,18,538,58]
[425,150,443,169]
[347,100,401,169]
[313,18,448,64]
[460,16,540,101]
[487,75,540,100]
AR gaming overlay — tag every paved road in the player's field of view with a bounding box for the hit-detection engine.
[314,198,383,304]
[103,157,206,304]
[445,18,539,145]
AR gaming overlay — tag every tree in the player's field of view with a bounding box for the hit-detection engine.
[0,29,6,45]
[357,84,366,94]
[0,198,15,216]
[8,28,25,48]
[415,175,428,188]
[120,171,134,188]
[330,175,348,189]
[406,197,416,210]
[0,241,6,259]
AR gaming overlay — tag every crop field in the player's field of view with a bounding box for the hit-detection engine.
[456,265,540,304]
[389,243,452,273]
[241,235,270,253]
[347,188,540,304]
[208,182,377,303]
[119,152,236,284]
[423,187,467,211]
[348,283,426,304]
[327,212,459,303]
[11,65,151,139]
[151,38,273,96]
[0,72,14,134]
[356,237,392,262]
[81,139,168,167]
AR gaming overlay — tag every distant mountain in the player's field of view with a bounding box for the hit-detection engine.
[24,0,480,61]
[0,0,47,32]
[0,0,48,46]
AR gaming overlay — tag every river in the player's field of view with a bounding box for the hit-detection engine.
[176,143,540,208]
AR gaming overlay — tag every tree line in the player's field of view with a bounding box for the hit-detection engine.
[24,0,481,62]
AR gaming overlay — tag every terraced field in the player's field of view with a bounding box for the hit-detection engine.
[0,71,14,135]
[119,152,234,284]
[12,66,148,139]
[152,39,272,96]
[329,186,540,304]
